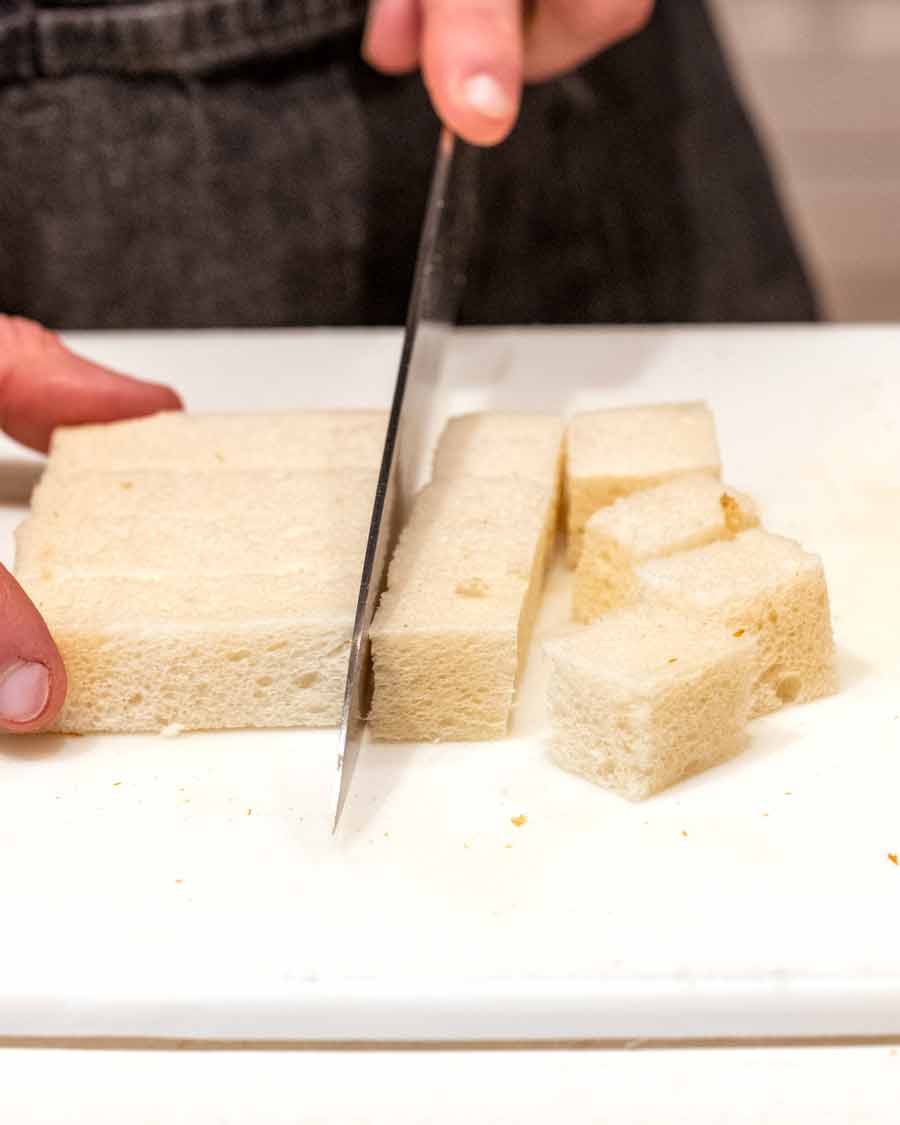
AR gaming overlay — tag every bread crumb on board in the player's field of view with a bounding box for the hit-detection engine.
[889,854,898,867]
[511,814,527,828]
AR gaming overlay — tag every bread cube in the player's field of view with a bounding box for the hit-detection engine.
[565,403,721,566]
[545,605,756,800]
[573,474,758,622]
[637,529,837,717]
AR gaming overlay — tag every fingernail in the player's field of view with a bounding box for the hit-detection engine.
[456,73,515,119]
[0,661,50,723]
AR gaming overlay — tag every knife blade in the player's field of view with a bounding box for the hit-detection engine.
[332,127,476,833]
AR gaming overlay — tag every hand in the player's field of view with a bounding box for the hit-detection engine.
[363,0,655,145]
[0,316,182,733]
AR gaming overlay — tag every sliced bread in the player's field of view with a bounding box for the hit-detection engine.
[22,572,361,732]
[565,403,721,566]
[47,410,388,473]
[545,604,757,800]
[637,529,838,717]
[573,474,758,622]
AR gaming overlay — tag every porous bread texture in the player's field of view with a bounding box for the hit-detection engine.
[16,412,388,733]
[637,529,838,717]
[22,573,358,732]
[370,414,563,742]
[572,474,759,622]
[432,412,564,488]
[30,468,378,522]
[47,410,388,473]
[370,580,527,742]
[565,403,721,566]
[545,605,756,801]
[15,509,371,580]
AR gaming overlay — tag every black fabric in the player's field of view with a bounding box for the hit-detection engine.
[0,0,819,327]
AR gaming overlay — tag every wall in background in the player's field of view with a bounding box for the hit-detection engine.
[708,0,900,321]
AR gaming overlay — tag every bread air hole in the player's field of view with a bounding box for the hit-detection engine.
[294,672,319,689]
[776,675,801,703]
[227,650,250,662]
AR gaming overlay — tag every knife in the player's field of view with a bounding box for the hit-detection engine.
[332,127,476,833]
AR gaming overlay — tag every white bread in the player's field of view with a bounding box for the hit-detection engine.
[565,403,721,566]
[369,579,528,742]
[637,529,838,717]
[17,411,387,733]
[369,477,557,741]
[30,468,378,522]
[15,508,371,580]
[21,572,361,732]
[47,410,388,473]
[545,604,756,801]
[432,412,564,487]
[573,474,759,622]
[369,415,564,742]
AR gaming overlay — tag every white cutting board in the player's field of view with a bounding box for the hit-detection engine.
[1,327,898,1042]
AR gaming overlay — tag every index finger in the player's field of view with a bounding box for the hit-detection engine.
[0,316,182,453]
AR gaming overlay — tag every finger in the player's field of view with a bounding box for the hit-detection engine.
[0,564,66,733]
[362,0,422,73]
[0,316,182,454]
[524,0,655,81]
[421,0,524,147]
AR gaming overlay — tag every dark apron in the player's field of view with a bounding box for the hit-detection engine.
[0,0,818,328]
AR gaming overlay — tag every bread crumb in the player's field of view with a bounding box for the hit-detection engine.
[175,879,183,885]
[681,830,688,838]
[785,791,793,796]
[733,629,746,638]
[112,781,122,788]
[720,492,743,533]
[246,808,252,816]
[455,577,490,598]
[889,854,898,866]
[160,723,185,738]
[504,844,513,849]
[667,657,678,664]
[511,814,527,828]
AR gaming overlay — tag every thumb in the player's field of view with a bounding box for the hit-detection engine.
[0,564,66,732]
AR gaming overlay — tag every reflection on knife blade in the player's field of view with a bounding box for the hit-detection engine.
[332,128,478,833]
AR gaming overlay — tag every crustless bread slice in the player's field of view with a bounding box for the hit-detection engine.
[565,403,721,566]
[545,604,757,800]
[573,474,758,622]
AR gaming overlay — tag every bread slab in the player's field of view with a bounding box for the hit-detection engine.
[47,410,388,473]
[16,412,388,733]
[370,414,563,742]
[565,403,721,566]
[573,475,759,623]
[22,573,360,732]
[546,604,756,801]
[637,529,838,717]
